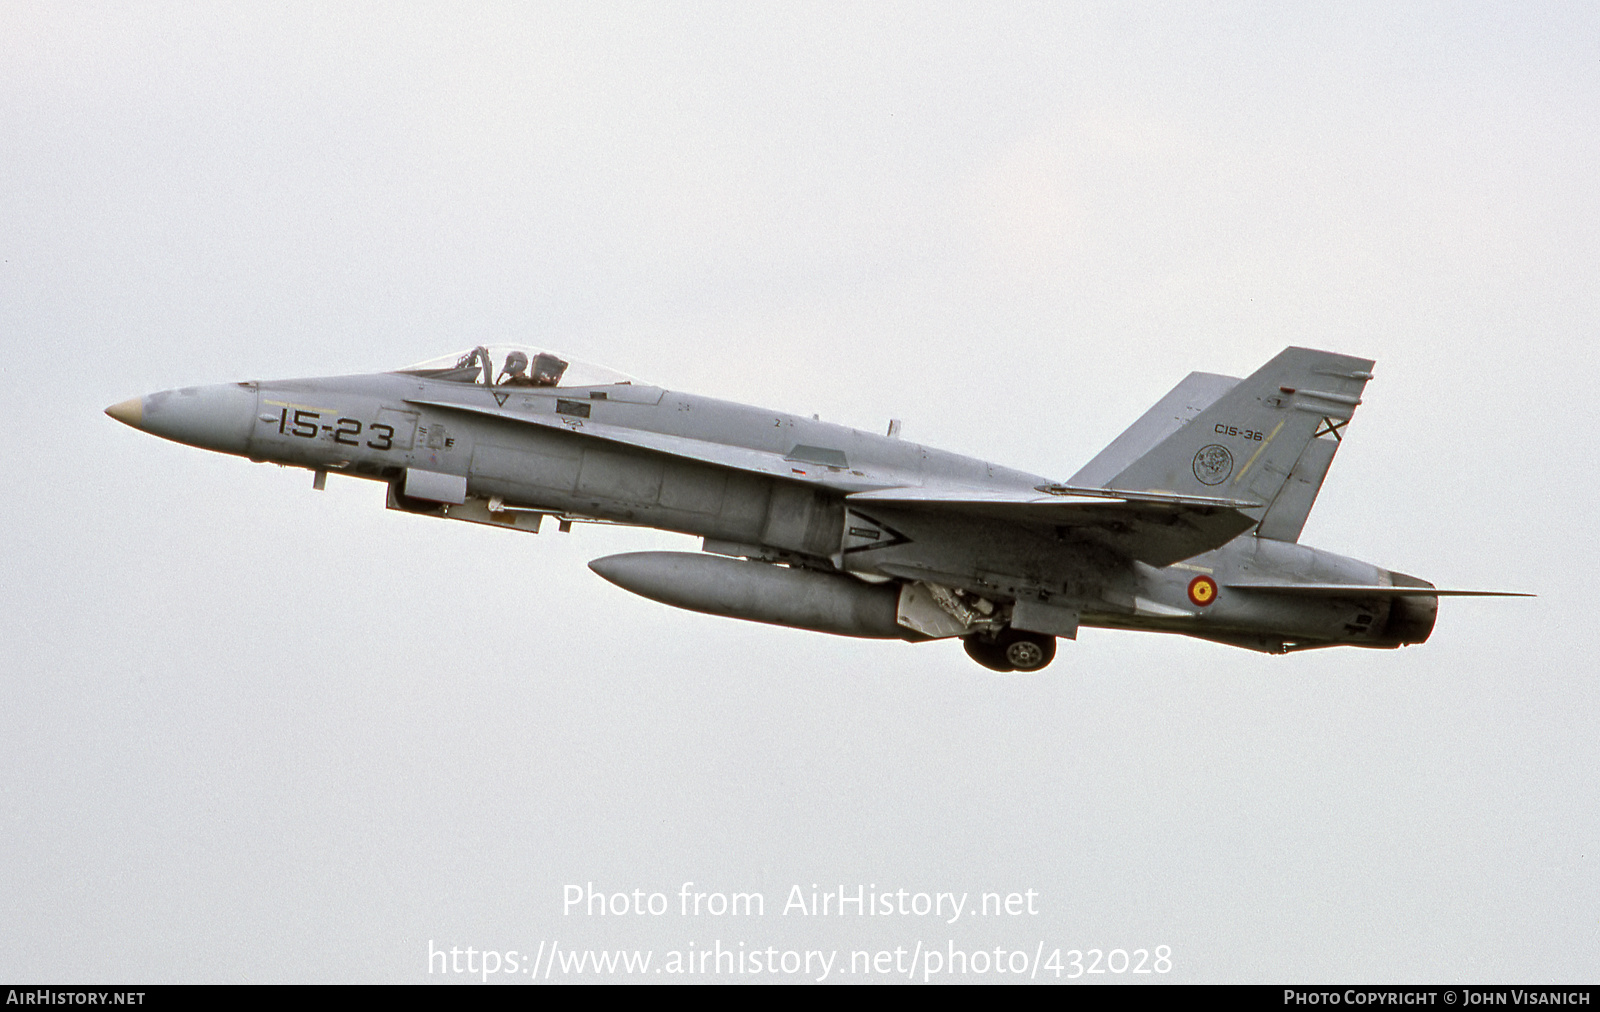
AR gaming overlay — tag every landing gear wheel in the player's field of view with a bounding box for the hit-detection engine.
[962,629,1057,672]
[1000,631,1055,671]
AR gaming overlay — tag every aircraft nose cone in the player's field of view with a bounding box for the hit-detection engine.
[109,383,258,456]
[105,397,144,428]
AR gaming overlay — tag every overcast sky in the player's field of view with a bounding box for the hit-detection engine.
[3,2,1595,983]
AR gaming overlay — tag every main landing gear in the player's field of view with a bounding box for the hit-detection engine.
[961,628,1057,672]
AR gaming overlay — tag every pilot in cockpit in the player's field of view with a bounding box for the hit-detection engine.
[498,350,535,386]
[490,349,569,388]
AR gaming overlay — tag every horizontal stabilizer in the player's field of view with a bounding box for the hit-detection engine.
[1226,583,1533,597]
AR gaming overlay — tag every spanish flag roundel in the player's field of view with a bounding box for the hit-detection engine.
[1187,575,1218,607]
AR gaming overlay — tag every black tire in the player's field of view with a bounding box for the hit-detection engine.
[962,634,1016,672]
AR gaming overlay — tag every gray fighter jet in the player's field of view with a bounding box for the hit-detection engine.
[106,344,1525,671]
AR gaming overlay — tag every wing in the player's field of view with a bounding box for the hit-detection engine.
[412,397,1259,564]
[845,485,1261,566]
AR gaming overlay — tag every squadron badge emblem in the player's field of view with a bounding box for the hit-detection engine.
[1192,444,1234,485]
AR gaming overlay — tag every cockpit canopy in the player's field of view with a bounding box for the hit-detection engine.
[397,345,636,389]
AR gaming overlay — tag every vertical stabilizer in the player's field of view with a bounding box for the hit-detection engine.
[1255,424,1343,542]
[1069,372,1240,488]
[1107,348,1373,516]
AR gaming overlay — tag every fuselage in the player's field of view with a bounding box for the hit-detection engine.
[107,357,1436,656]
